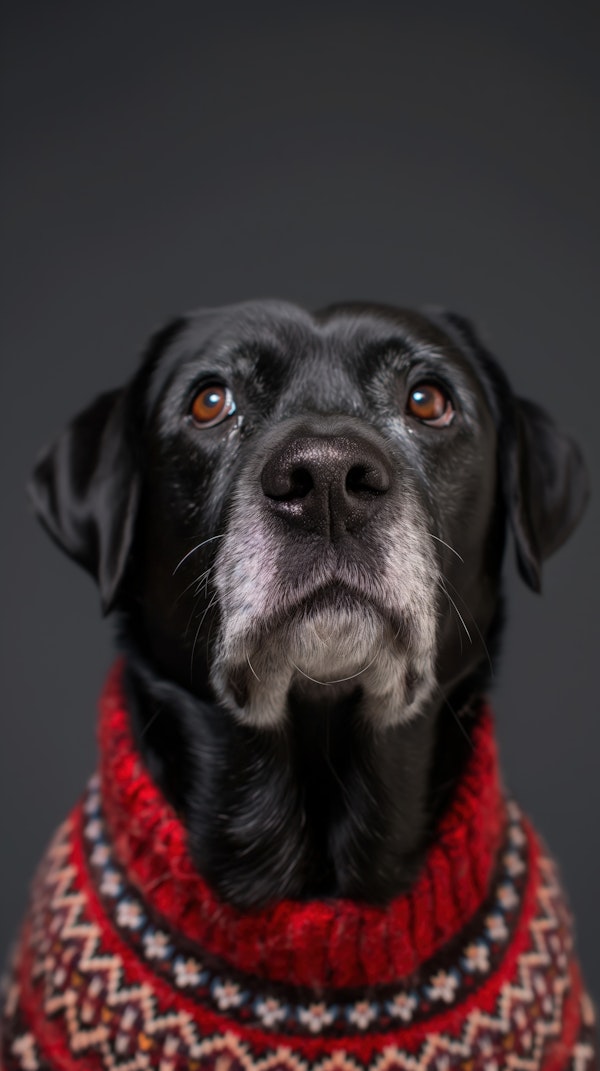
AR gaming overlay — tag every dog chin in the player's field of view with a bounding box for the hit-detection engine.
[211,597,436,731]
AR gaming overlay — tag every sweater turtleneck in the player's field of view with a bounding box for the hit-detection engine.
[100,663,505,989]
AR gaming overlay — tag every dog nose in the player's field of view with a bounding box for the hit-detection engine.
[260,433,392,536]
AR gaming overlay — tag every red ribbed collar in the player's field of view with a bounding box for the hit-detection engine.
[98,662,506,990]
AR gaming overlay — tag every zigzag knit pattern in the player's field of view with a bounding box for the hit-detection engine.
[1,664,597,1070]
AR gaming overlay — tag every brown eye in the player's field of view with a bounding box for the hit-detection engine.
[191,384,236,427]
[407,383,454,427]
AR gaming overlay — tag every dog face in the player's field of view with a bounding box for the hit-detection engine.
[129,301,502,732]
[29,300,589,904]
[30,300,587,728]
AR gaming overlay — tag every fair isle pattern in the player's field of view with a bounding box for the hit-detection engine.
[2,801,595,1070]
[81,778,530,1037]
[3,1012,600,1071]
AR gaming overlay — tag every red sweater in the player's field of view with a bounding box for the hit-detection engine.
[2,665,597,1070]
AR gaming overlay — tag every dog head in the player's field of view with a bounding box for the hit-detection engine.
[30,300,587,728]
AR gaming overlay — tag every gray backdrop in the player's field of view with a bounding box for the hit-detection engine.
[1,1,598,998]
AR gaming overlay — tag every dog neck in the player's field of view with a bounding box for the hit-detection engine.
[123,636,479,910]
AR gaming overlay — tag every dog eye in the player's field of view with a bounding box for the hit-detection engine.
[190,384,236,427]
[407,383,454,427]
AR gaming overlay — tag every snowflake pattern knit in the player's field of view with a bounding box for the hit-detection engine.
[1,665,597,1071]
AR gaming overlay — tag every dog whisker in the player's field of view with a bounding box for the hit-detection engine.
[184,577,215,638]
[196,590,220,633]
[289,647,382,687]
[190,591,220,678]
[245,650,262,682]
[173,534,225,575]
[440,574,495,678]
[438,580,472,646]
[193,568,213,597]
[184,599,198,639]
[205,613,220,660]
[174,567,213,609]
[428,533,465,563]
[182,567,220,639]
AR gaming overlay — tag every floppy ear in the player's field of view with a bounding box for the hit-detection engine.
[28,389,139,614]
[504,397,590,592]
[424,308,590,593]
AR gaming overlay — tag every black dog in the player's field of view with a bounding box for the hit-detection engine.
[5,300,596,1071]
[29,299,588,910]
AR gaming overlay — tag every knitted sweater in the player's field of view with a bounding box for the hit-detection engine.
[1,666,597,1071]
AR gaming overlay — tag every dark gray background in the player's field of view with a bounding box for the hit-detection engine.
[1,1,598,997]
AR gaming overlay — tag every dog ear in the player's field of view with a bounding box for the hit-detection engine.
[503,397,589,592]
[28,389,139,614]
[425,309,589,592]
